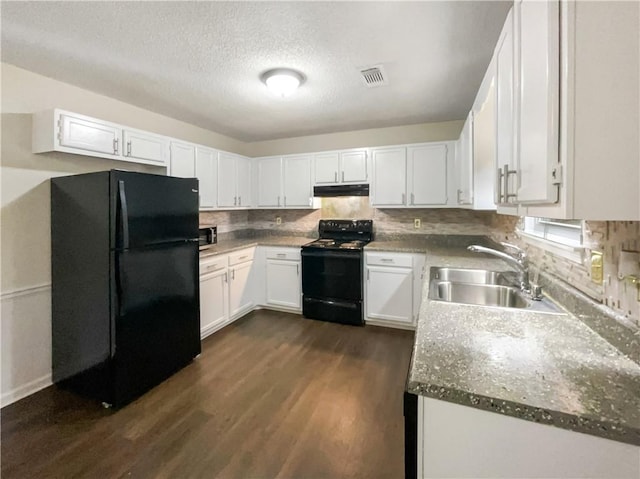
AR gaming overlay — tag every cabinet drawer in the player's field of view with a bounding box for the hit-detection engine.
[265,247,301,261]
[200,256,227,275]
[228,248,255,266]
[366,252,413,268]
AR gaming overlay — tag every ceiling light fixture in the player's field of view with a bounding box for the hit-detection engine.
[261,68,304,98]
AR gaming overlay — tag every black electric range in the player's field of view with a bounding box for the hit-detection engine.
[301,219,373,326]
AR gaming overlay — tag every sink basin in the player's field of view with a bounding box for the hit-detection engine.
[429,281,529,308]
[429,267,514,286]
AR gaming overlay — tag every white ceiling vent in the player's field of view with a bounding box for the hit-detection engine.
[359,65,388,87]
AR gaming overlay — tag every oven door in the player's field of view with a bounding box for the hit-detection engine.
[301,249,362,301]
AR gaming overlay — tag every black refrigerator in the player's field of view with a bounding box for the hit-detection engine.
[51,170,201,407]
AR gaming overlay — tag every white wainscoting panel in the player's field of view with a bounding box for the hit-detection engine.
[1,284,52,407]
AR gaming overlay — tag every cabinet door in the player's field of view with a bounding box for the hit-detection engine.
[283,155,312,207]
[515,0,560,204]
[123,130,167,166]
[314,152,340,184]
[229,261,253,318]
[59,114,120,156]
[199,269,228,338]
[408,144,448,206]
[217,152,237,208]
[371,147,407,206]
[266,260,301,309]
[495,8,517,205]
[257,157,282,207]
[366,266,413,324]
[169,142,196,178]
[456,114,474,205]
[196,147,217,209]
[236,156,252,208]
[340,150,368,183]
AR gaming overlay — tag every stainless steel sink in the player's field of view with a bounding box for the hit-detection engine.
[429,281,528,308]
[427,266,565,313]
[429,267,513,286]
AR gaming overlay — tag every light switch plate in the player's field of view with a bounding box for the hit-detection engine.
[414,218,421,229]
[276,216,282,225]
[590,251,604,284]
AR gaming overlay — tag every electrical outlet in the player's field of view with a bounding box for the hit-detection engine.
[276,216,282,225]
[414,218,421,229]
[590,251,603,284]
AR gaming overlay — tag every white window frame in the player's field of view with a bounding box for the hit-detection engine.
[517,217,586,263]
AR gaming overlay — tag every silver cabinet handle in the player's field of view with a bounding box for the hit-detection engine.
[224,272,228,283]
[503,164,518,202]
[284,196,287,206]
[495,167,504,204]
[342,171,345,182]
[232,269,235,280]
[410,193,415,205]
[334,171,338,182]
[457,189,462,204]
[238,196,242,206]
[233,196,237,206]
[126,141,132,157]
[296,264,299,276]
[277,253,286,258]
[367,269,370,280]
[380,258,393,263]
[113,138,119,155]
[238,255,248,260]
[402,193,406,204]
[277,196,280,207]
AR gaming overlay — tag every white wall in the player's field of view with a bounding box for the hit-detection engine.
[244,120,463,157]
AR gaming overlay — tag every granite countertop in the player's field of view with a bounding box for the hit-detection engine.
[407,246,640,446]
[199,236,312,258]
[365,238,430,253]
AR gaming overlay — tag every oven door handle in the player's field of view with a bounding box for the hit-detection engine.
[301,249,361,260]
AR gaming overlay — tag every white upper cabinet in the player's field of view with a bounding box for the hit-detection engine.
[408,144,448,206]
[122,129,168,166]
[283,155,312,207]
[515,0,560,204]
[218,152,252,209]
[495,8,517,207]
[313,149,368,185]
[455,113,474,206]
[59,113,121,157]
[257,157,283,207]
[371,147,407,206]
[169,142,196,178]
[32,109,168,167]
[371,142,452,208]
[314,152,341,184]
[196,147,217,209]
[340,150,368,183]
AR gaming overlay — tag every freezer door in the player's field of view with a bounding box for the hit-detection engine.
[112,241,200,406]
[111,171,198,249]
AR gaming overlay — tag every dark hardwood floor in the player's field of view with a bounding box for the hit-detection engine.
[1,310,414,478]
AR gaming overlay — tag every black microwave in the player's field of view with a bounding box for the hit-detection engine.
[199,226,217,247]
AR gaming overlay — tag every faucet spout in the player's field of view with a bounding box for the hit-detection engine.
[467,245,531,293]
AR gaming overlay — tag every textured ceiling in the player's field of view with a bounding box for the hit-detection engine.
[1,1,511,142]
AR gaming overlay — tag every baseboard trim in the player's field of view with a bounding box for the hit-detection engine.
[365,318,416,331]
[1,374,52,408]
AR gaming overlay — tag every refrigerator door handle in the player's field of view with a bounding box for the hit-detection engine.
[118,180,130,249]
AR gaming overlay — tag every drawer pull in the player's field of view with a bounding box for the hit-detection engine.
[380,258,394,263]
[238,255,248,260]
[277,253,286,258]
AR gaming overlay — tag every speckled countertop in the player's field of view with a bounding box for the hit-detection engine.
[407,246,640,446]
[199,236,312,258]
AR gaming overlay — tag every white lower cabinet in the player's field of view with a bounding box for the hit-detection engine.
[228,248,255,318]
[418,396,640,479]
[365,252,425,329]
[264,247,302,311]
[199,268,228,339]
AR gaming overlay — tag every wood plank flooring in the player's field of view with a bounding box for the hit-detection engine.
[1,310,414,478]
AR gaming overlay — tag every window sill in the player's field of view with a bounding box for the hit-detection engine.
[517,230,586,264]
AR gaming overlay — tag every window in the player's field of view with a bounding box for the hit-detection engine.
[521,217,583,247]
[518,217,585,263]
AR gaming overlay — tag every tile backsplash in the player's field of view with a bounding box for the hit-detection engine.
[200,203,640,326]
[491,215,640,326]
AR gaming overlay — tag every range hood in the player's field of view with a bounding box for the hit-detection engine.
[313,184,369,197]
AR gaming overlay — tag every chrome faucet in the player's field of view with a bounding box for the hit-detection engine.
[467,242,542,299]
